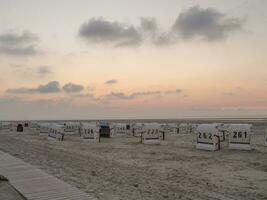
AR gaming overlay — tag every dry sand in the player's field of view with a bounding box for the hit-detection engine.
[0,120,267,200]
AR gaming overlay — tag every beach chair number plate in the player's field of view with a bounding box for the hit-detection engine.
[197,132,215,145]
[233,131,247,138]
[230,131,250,144]
[198,132,212,139]
[147,129,159,134]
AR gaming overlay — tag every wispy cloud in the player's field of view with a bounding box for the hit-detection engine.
[103,89,182,100]
[165,89,183,94]
[105,79,118,85]
[223,92,237,96]
[10,64,53,79]
[36,66,53,77]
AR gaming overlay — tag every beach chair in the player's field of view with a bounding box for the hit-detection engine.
[114,123,127,136]
[99,121,111,138]
[178,123,190,134]
[228,124,253,150]
[16,124,23,132]
[132,123,145,137]
[196,124,220,151]
[63,122,79,134]
[81,124,100,143]
[212,123,228,142]
[0,122,12,131]
[162,123,178,135]
[39,123,51,135]
[48,125,65,141]
[141,123,162,145]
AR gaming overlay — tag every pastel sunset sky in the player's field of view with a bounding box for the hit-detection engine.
[0,0,267,120]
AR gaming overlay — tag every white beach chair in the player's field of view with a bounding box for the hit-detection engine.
[196,124,220,151]
[132,123,145,137]
[162,123,178,135]
[178,123,190,134]
[63,122,80,134]
[81,123,100,143]
[114,123,127,137]
[48,125,65,141]
[228,124,253,150]
[141,123,162,145]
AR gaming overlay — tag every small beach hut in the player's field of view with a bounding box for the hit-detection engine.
[228,124,253,150]
[196,124,220,151]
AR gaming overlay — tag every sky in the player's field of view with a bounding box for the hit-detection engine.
[0,0,267,120]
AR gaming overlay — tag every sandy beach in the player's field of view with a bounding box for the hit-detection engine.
[0,120,267,200]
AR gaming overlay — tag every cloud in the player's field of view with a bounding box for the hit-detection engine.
[9,64,53,79]
[6,81,61,94]
[0,31,38,46]
[103,89,182,100]
[131,90,161,97]
[62,83,84,93]
[78,17,171,47]
[0,45,40,56]
[105,79,118,85]
[78,7,243,47]
[79,18,142,47]
[172,6,243,41]
[103,91,162,101]
[140,17,158,33]
[223,92,237,96]
[36,66,53,77]
[165,89,183,94]
[140,17,173,46]
[78,17,173,47]
[5,87,37,94]
[38,81,60,93]
[0,31,40,56]
[104,92,133,100]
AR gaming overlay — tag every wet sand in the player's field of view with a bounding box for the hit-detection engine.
[0,120,267,200]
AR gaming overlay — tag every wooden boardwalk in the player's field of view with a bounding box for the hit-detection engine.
[0,151,96,200]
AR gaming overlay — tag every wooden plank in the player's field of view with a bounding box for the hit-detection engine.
[0,151,96,200]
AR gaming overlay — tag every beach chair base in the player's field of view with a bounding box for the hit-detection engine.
[196,143,218,151]
[143,139,160,145]
[229,143,251,150]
